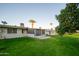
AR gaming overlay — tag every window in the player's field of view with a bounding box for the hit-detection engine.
[13,28,17,33]
[42,30,45,34]
[7,28,12,33]
[0,28,4,33]
[7,28,17,33]
[27,29,34,34]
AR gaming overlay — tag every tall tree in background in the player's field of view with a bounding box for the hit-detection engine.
[56,3,79,35]
[1,21,7,25]
[29,19,36,28]
[50,23,53,29]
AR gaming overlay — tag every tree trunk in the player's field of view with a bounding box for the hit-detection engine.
[32,23,34,28]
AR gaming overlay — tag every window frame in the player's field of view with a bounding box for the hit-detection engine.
[7,28,17,34]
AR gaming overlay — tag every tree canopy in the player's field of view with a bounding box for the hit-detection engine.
[56,3,79,35]
[29,19,36,23]
[29,19,36,28]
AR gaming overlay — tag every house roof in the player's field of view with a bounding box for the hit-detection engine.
[0,24,47,30]
[0,24,27,29]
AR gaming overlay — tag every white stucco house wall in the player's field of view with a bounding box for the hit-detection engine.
[0,24,57,39]
[0,24,27,39]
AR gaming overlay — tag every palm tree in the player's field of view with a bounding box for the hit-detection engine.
[1,21,7,25]
[50,23,53,26]
[29,19,36,28]
[50,22,53,30]
[50,23,53,28]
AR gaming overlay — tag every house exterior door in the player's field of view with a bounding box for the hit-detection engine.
[35,29,41,36]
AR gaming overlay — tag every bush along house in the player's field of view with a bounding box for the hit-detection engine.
[0,23,56,39]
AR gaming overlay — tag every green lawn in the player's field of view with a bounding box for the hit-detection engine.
[0,34,79,56]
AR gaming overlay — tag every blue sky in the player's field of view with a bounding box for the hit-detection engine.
[0,3,66,29]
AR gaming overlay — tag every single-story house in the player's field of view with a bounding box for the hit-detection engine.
[0,24,27,39]
[0,23,56,39]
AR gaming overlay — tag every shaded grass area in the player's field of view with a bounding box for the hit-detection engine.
[0,35,79,56]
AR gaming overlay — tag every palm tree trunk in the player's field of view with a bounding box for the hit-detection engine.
[32,23,34,28]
